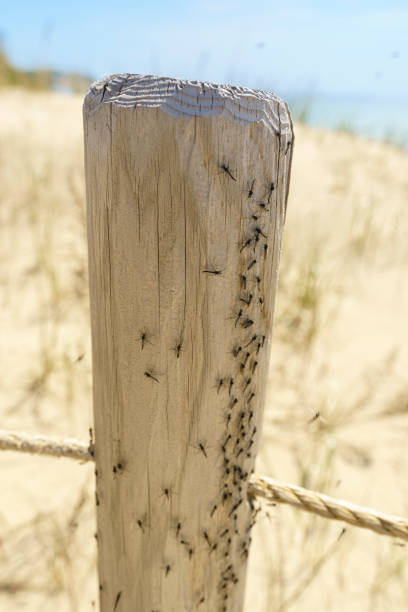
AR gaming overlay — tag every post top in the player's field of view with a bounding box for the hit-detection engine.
[83,73,292,137]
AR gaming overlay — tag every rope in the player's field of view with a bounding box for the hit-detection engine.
[249,474,408,542]
[1,429,408,542]
[0,429,93,462]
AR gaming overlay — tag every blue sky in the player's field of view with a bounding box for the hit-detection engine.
[1,0,407,100]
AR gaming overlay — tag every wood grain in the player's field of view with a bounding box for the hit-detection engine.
[84,73,293,612]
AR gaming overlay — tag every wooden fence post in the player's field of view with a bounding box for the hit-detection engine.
[83,74,293,612]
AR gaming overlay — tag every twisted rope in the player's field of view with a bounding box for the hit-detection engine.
[0,429,93,462]
[1,429,408,542]
[250,474,408,541]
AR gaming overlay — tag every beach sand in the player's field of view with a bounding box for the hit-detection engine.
[0,89,407,611]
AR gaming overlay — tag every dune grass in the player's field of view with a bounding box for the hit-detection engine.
[0,89,408,611]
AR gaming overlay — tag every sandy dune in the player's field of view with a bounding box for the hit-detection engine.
[0,89,407,611]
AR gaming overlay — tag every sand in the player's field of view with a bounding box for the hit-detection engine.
[0,88,407,611]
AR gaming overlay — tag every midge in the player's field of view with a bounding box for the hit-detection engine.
[171,340,183,358]
[139,329,152,350]
[267,181,275,203]
[220,162,236,181]
[240,237,252,253]
[248,178,255,198]
[202,269,222,275]
[215,376,225,393]
[113,592,122,611]
[165,564,172,577]
[160,487,172,501]
[190,440,210,459]
[144,370,159,383]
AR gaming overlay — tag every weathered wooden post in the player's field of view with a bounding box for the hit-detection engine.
[84,74,293,611]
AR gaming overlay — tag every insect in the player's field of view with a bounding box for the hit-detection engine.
[230,397,238,410]
[113,591,122,611]
[220,528,229,538]
[165,564,172,577]
[244,335,257,348]
[203,269,222,275]
[240,238,252,253]
[220,163,236,181]
[240,294,253,306]
[199,443,208,458]
[263,244,268,256]
[248,179,255,198]
[222,434,232,451]
[100,83,108,102]
[88,428,95,457]
[254,226,267,239]
[222,564,233,578]
[234,309,243,328]
[240,274,247,289]
[242,352,250,365]
[161,487,171,500]
[241,318,254,329]
[267,181,275,203]
[248,392,255,404]
[139,330,150,350]
[176,522,182,537]
[251,214,259,221]
[258,202,269,211]
[252,361,258,374]
[232,345,242,358]
[211,504,218,517]
[308,412,320,424]
[228,378,234,396]
[247,259,256,271]
[144,371,159,383]
[243,377,251,392]
[203,530,212,547]
[216,377,224,393]
[172,341,183,358]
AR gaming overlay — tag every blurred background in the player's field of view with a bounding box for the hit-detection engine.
[0,1,408,611]
[1,0,408,146]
